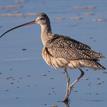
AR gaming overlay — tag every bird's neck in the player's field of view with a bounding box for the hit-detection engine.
[40,24,52,46]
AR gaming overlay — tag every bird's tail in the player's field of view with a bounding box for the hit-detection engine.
[94,61,106,70]
[79,60,106,70]
[83,49,104,60]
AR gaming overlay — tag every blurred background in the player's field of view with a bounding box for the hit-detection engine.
[0,0,107,107]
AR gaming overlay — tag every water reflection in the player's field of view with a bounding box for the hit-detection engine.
[63,101,71,107]
[51,101,71,107]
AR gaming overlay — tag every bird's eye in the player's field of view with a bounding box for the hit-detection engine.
[40,17,45,20]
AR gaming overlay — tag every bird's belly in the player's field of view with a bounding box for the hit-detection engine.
[68,60,82,68]
[42,48,68,68]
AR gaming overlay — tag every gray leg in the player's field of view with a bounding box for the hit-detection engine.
[63,68,84,102]
[70,68,84,89]
[63,68,71,102]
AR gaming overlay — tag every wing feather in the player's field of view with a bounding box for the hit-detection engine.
[46,35,102,61]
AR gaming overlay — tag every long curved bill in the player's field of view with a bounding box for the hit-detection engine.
[0,20,35,39]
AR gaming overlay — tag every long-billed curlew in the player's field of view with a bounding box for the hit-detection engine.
[0,12,106,102]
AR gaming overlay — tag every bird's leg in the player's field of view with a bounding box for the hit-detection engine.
[70,68,84,89]
[63,68,71,102]
[63,68,84,102]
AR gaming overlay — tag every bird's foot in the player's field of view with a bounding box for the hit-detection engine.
[63,84,72,103]
[63,97,70,103]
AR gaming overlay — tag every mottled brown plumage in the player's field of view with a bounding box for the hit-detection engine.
[0,12,105,102]
[43,34,104,69]
[36,13,105,102]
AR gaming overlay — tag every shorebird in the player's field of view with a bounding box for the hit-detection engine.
[0,12,106,102]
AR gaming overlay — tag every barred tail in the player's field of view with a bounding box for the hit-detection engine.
[95,61,106,70]
[79,60,106,70]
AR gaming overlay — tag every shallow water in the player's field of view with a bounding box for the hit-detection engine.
[0,0,107,107]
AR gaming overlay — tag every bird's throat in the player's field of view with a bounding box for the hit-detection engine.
[40,24,52,46]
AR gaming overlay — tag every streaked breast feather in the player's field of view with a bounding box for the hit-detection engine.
[42,47,68,68]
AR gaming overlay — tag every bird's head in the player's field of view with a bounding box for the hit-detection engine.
[0,12,50,38]
[35,12,50,25]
